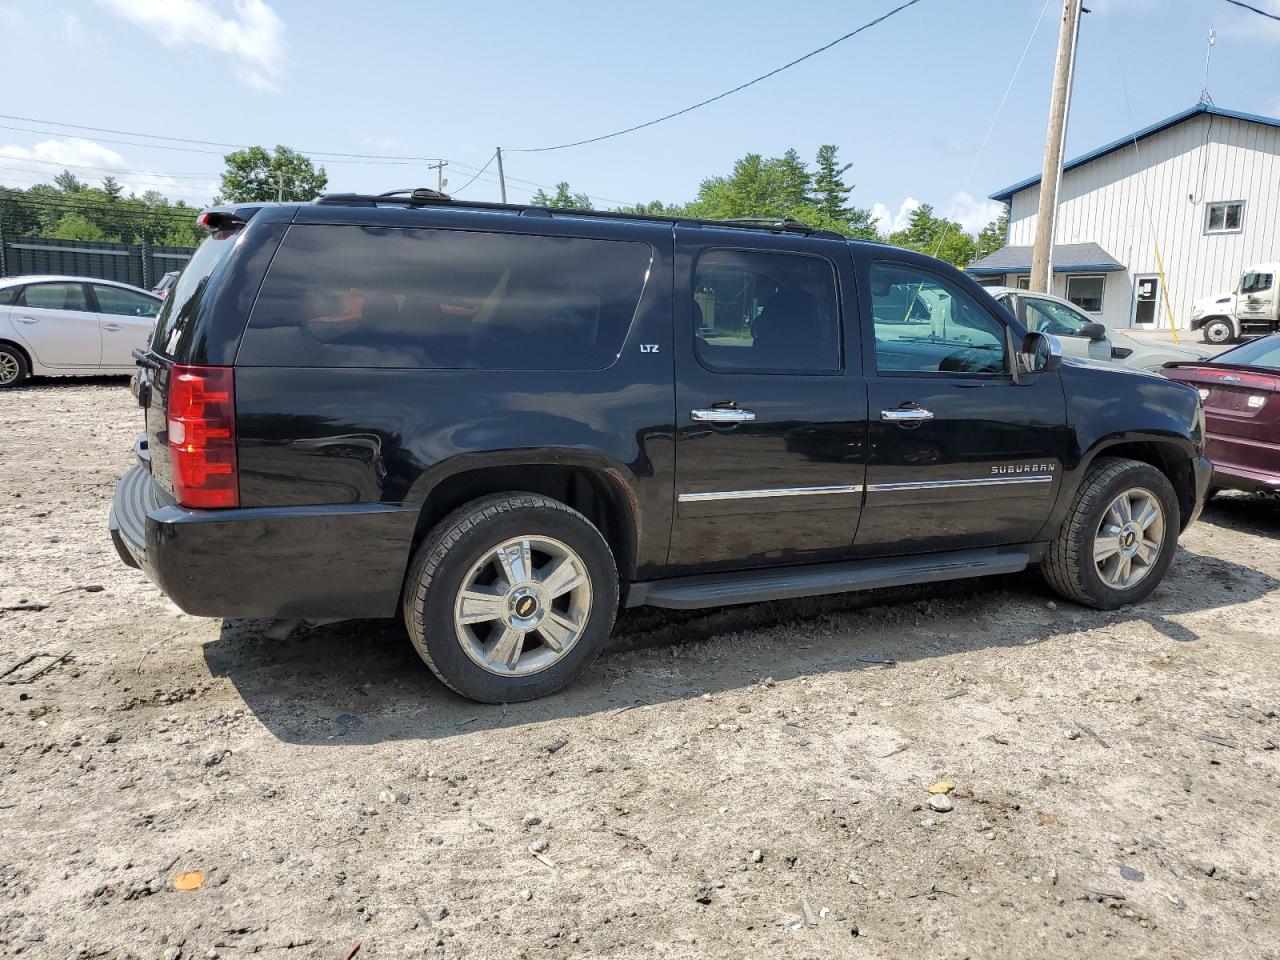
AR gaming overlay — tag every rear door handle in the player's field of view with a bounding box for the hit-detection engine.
[16,316,38,325]
[880,407,935,423]
[102,323,122,332]
[691,408,756,423]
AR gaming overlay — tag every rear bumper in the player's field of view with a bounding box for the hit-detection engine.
[109,464,419,619]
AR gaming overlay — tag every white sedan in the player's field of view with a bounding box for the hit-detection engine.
[0,275,162,387]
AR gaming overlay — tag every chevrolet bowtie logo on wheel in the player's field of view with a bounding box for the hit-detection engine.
[516,597,537,618]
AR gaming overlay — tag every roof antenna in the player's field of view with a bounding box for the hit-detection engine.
[1199,27,1215,105]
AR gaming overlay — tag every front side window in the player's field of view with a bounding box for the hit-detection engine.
[1024,296,1090,336]
[0,287,15,306]
[1241,272,1273,295]
[692,249,841,374]
[93,285,161,318]
[241,225,653,371]
[1065,274,1105,313]
[869,262,1008,375]
[1206,201,1244,234]
[19,282,88,312]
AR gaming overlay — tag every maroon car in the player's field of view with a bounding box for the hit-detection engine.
[1164,334,1280,495]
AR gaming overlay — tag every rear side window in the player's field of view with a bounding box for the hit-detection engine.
[93,285,161,318]
[239,225,653,370]
[151,233,239,358]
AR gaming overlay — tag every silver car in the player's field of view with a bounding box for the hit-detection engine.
[988,286,1207,372]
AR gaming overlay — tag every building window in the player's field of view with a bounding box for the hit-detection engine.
[1015,275,1030,290]
[1065,275,1105,313]
[1205,201,1244,234]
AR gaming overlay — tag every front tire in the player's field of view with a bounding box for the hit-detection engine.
[1201,317,1234,345]
[0,344,29,388]
[1041,457,1180,609]
[402,493,618,703]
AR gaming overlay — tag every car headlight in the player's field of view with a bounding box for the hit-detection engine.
[1191,307,1204,319]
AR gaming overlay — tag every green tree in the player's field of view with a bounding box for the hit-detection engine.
[974,210,1008,260]
[886,203,977,268]
[101,176,123,200]
[811,144,878,240]
[53,170,87,193]
[617,199,688,218]
[530,182,593,210]
[218,145,328,203]
[50,213,112,242]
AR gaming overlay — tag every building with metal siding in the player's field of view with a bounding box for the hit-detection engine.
[968,104,1280,331]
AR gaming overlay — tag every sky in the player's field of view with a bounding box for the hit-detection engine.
[0,0,1277,236]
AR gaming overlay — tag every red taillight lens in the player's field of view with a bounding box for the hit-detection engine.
[167,364,238,509]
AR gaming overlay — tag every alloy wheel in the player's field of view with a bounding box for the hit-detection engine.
[1093,487,1165,590]
[0,352,19,386]
[452,535,593,677]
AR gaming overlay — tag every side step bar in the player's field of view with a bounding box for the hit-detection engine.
[625,545,1046,610]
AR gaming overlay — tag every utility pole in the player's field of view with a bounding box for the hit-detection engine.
[495,147,508,204]
[276,171,285,202]
[1030,0,1083,294]
[429,160,448,192]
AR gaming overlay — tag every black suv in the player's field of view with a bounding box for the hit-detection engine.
[111,191,1213,702]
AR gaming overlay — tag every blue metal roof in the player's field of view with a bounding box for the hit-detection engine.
[989,103,1280,203]
[966,242,1125,276]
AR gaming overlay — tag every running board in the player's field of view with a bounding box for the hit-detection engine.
[625,545,1046,610]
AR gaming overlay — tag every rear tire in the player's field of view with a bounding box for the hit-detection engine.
[1041,457,1180,609]
[402,493,618,703]
[0,344,29,388]
[1201,318,1234,345]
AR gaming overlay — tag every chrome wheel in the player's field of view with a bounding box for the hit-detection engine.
[1203,320,1232,345]
[453,535,592,677]
[1093,487,1165,590]
[0,351,19,386]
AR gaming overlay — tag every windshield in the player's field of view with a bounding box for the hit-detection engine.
[1214,336,1280,371]
[150,233,239,358]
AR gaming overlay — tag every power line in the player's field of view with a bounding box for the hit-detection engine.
[508,0,925,153]
[0,153,218,180]
[1222,0,1280,20]
[0,164,215,195]
[449,152,498,196]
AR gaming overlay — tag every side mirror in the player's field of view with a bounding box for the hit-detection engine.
[1079,321,1106,341]
[1020,331,1062,374]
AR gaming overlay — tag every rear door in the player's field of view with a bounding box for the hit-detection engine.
[853,257,1068,556]
[10,281,100,367]
[90,283,162,367]
[668,228,867,573]
[1019,294,1111,362]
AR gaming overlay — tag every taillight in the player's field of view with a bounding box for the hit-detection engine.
[167,364,238,508]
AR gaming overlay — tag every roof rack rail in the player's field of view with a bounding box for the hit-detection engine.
[316,187,453,208]
[310,190,848,240]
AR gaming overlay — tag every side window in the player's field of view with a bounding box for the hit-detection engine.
[19,282,88,312]
[93,285,161,318]
[240,225,652,370]
[692,249,841,374]
[1241,272,1273,295]
[869,262,1008,375]
[1024,297,1088,336]
[0,287,15,305]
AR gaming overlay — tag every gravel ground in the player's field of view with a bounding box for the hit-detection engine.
[2,378,1279,960]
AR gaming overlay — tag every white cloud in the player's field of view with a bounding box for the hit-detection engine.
[63,12,82,43]
[0,137,219,203]
[871,197,920,234]
[944,191,1005,234]
[96,0,287,90]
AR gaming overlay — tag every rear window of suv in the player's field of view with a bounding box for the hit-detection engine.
[237,225,653,370]
[151,233,239,358]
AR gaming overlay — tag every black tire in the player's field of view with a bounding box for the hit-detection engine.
[0,343,29,388]
[1041,457,1180,610]
[1201,318,1234,345]
[402,493,619,703]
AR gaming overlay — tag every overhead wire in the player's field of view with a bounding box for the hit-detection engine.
[507,0,924,153]
[1221,0,1280,20]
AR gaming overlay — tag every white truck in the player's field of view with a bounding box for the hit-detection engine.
[1190,263,1278,344]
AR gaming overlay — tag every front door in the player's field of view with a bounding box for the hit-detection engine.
[853,258,1069,556]
[1020,293,1111,361]
[1237,269,1275,325]
[1133,275,1159,326]
[668,229,867,573]
[10,281,101,367]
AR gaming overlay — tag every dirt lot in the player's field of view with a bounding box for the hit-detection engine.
[2,379,1279,960]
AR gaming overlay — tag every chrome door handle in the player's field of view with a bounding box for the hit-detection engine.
[102,324,122,332]
[16,316,38,324]
[881,407,934,422]
[691,408,756,423]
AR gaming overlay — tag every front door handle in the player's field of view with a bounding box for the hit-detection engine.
[880,407,935,423]
[16,316,38,325]
[102,323,122,332]
[691,407,756,423]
